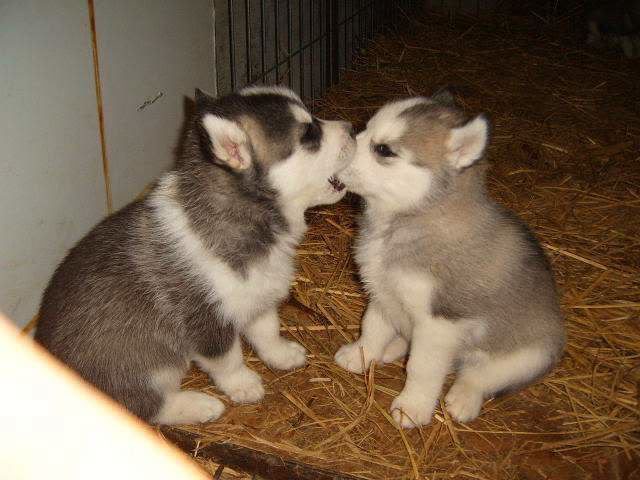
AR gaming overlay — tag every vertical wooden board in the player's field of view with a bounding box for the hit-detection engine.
[94,0,215,210]
[0,1,106,327]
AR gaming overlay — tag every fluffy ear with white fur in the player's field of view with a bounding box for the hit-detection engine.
[446,115,489,170]
[201,114,252,171]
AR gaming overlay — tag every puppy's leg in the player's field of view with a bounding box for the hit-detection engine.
[391,317,459,429]
[445,346,553,423]
[151,366,225,425]
[196,336,265,404]
[335,302,397,373]
[243,309,306,370]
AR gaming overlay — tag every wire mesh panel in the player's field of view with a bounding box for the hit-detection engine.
[214,0,415,101]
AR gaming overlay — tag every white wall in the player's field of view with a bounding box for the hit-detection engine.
[0,1,216,327]
[0,1,106,327]
[95,0,215,209]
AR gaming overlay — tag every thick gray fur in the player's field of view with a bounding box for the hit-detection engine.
[35,90,310,421]
[359,99,565,390]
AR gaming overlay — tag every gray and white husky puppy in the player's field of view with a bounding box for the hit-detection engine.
[334,92,565,428]
[35,86,354,425]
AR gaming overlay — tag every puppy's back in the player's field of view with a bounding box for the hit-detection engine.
[35,199,183,418]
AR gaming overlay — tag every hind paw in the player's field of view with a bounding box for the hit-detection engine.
[445,381,483,423]
[259,339,307,370]
[154,391,225,425]
[335,342,374,373]
[381,336,409,364]
[217,367,265,404]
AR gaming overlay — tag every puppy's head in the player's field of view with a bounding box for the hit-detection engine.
[191,86,354,208]
[340,91,489,213]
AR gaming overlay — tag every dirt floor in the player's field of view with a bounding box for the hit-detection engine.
[170,10,640,480]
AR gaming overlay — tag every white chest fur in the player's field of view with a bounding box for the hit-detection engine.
[150,176,303,326]
[355,219,436,337]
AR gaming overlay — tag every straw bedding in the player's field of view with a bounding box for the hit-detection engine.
[168,10,640,480]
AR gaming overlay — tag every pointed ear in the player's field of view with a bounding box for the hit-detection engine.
[194,88,213,103]
[446,115,489,170]
[201,114,252,171]
[182,95,196,119]
[432,87,456,106]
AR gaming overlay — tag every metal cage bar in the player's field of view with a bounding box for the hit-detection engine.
[319,0,325,99]
[309,0,315,99]
[228,0,236,91]
[274,0,280,83]
[216,0,415,101]
[298,0,304,98]
[244,0,251,85]
[286,0,293,87]
[260,1,266,83]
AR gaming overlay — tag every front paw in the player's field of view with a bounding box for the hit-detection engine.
[334,342,374,374]
[217,367,265,404]
[390,391,437,429]
[259,339,307,370]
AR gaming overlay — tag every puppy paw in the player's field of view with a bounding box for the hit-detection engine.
[185,392,226,423]
[445,381,483,423]
[217,367,265,404]
[381,336,409,364]
[154,391,225,425]
[334,342,373,374]
[390,392,436,429]
[259,339,307,371]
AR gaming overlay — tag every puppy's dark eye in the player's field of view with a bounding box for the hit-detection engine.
[374,143,395,157]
